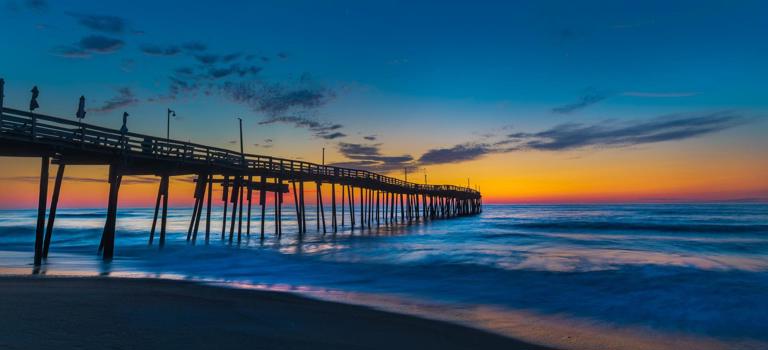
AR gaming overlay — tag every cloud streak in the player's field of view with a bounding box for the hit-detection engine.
[90,87,138,113]
[417,111,749,165]
[68,13,126,34]
[332,142,414,172]
[418,143,492,165]
[53,35,124,58]
[140,44,181,56]
[507,111,747,151]
[552,90,608,114]
[621,91,699,98]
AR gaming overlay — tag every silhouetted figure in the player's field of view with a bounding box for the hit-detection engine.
[76,96,86,121]
[120,112,129,134]
[75,96,87,141]
[29,86,40,111]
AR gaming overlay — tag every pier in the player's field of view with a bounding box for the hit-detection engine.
[0,83,482,264]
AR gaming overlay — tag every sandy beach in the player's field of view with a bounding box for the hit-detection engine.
[0,276,554,350]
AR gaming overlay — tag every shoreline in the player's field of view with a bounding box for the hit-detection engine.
[0,275,555,350]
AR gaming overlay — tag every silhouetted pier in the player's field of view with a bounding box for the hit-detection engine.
[0,84,482,265]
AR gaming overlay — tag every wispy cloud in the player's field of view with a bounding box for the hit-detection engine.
[621,91,699,98]
[552,89,608,114]
[331,142,414,173]
[68,13,126,34]
[506,111,747,151]
[181,42,207,52]
[418,143,492,165]
[258,115,343,139]
[53,35,124,58]
[6,0,47,12]
[363,135,377,141]
[90,87,138,113]
[417,111,750,165]
[140,44,181,56]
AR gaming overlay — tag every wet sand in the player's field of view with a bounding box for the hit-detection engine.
[0,276,554,350]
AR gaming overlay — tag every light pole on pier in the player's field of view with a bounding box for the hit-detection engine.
[322,147,325,165]
[166,108,176,141]
[237,117,244,156]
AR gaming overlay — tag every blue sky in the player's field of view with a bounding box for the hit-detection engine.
[1,0,766,202]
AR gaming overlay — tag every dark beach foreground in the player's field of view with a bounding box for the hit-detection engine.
[0,276,554,350]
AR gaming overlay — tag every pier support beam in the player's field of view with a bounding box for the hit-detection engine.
[33,156,49,266]
[221,176,229,240]
[331,183,337,232]
[318,182,326,234]
[42,163,64,258]
[101,164,122,260]
[205,174,213,242]
[155,175,169,246]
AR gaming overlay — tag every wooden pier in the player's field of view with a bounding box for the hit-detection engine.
[0,86,482,264]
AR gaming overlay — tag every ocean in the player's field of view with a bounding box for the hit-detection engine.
[1,203,766,349]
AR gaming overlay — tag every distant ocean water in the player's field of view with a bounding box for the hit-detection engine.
[1,204,767,349]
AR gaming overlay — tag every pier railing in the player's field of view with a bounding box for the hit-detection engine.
[0,107,479,196]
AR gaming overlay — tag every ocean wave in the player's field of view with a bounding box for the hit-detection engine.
[505,221,768,234]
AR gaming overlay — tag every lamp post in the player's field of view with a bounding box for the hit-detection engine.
[237,117,244,163]
[322,147,325,165]
[166,108,176,141]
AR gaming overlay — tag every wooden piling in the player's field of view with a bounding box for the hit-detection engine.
[229,177,240,242]
[159,175,169,246]
[42,163,64,258]
[292,181,301,235]
[101,164,122,260]
[221,175,229,239]
[317,182,326,233]
[259,176,267,239]
[205,174,212,242]
[33,156,49,265]
[246,175,253,236]
[149,176,163,245]
[331,183,337,232]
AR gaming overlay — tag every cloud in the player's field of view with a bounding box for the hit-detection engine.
[6,0,46,12]
[182,42,207,52]
[507,111,748,151]
[320,132,346,139]
[90,87,138,113]
[25,0,45,10]
[140,44,181,56]
[418,143,492,165]
[621,91,699,98]
[332,142,414,172]
[258,115,343,139]
[552,90,608,114]
[219,81,337,138]
[68,13,126,34]
[194,54,220,65]
[150,46,339,139]
[53,35,124,58]
[120,59,135,72]
[254,139,274,148]
[277,52,289,59]
[257,85,332,116]
[416,111,750,166]
[363,135,377,141]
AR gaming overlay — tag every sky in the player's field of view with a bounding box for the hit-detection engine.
[0,0,766,208]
